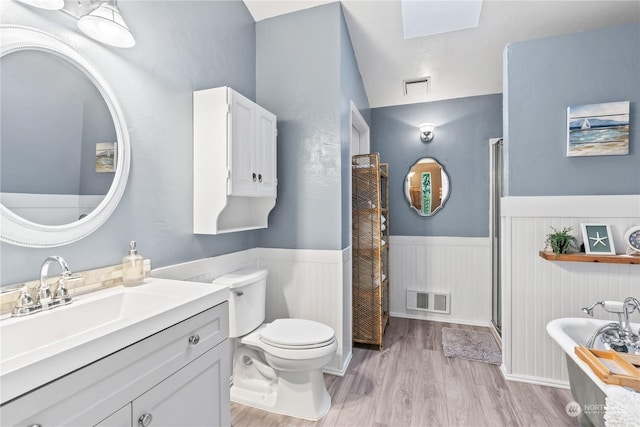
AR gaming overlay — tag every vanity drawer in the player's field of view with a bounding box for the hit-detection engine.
[1,302,229,426]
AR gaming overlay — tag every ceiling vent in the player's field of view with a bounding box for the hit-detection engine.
[403,77,431,96]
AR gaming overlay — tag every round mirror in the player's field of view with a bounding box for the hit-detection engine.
[0,25,130,247]
[404,157,450,216]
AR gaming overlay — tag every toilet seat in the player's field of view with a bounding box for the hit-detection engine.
[240,320,337,361]
[260,319,335,349]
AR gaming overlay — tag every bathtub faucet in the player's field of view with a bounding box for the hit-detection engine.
[582,301,605,317]
[623,297,640,344]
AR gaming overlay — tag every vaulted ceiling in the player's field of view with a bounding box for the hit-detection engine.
[244,1,640,108]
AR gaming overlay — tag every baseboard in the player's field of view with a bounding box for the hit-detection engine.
[390,311,491,328]
[324,350,352,377]
[502,370,570,389]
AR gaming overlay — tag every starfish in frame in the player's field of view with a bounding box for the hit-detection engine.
[589,232,609,247]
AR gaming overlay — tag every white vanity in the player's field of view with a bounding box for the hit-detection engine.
[0,279,230,426]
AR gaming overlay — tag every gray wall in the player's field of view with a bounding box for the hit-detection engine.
[1,0,257,285]
[256,3,343,250]
[504,23,640,196]
[370,94,503,237]
[340,6,371,249]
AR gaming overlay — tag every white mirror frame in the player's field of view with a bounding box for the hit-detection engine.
[0,25,130,247]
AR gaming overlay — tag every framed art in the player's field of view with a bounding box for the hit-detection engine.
[96,142,117,173]
[581,224,616,255]
[567,101,629,157]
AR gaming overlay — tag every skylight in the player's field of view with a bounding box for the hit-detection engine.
[401,0,483,39]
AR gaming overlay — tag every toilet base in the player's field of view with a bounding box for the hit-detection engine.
[231,368,331,421]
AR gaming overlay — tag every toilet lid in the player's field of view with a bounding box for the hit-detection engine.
[260,319,335,348]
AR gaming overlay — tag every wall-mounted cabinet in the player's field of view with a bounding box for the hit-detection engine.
[193,87,277,234]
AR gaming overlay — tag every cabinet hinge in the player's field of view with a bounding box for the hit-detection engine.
[275,128,278,137]
[226,104,231,114]
[227,169,231,180]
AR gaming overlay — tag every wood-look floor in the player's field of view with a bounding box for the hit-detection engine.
[231,317,577,427]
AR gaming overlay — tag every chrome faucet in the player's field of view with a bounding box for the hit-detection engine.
[623,297,640,342]
[583,298,640,353]
[11,256,77,317]
[38,256,74,308]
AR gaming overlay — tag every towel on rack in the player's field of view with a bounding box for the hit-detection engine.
[604,386,640,426]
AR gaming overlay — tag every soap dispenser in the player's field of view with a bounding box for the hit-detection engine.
[122,241,144,287]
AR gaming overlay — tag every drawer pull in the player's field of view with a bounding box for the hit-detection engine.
[138,413,153,427]
[189,334,200,345]
[28,424,42,427]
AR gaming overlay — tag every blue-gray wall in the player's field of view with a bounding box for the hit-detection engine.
[256,2,369,251]
[504,23,640,196]
[370,94,503,237]
[340,6,371,249]
[1,0,257,285]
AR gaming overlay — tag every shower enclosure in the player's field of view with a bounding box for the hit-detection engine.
[490,138,503,336]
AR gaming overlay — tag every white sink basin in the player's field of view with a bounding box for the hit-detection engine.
[0,278,229,403]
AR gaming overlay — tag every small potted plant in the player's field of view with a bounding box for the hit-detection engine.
[544,226,578,255]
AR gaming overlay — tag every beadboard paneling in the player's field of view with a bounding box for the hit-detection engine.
[501,195,640,387]
[257,247,351,375]
[389,236,492,326]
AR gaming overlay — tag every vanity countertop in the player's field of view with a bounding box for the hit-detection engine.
[0,278,228,404]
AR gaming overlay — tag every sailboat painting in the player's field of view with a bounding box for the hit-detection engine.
[567,101,629,157]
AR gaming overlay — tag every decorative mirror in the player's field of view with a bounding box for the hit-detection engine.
[0,25,130,247]
[404,157,450,216]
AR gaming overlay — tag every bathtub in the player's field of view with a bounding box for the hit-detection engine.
[547,317,640,427]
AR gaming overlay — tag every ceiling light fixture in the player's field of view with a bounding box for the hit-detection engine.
[16,0,135,48]
[15,0,64,10]
[420,123,435,143]
[77,1,135,48]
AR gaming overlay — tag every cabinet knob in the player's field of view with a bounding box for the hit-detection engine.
[138,413,153,427]
[27,425,42,427]
[258,174,262,183]
[252,173,257,182]
[189,334,200,345]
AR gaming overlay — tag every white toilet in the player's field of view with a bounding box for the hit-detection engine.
[212,268,337,420]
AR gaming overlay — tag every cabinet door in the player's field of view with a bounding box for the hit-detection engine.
[132,340,230,427]
[229,91,255,197]
[94,404,131,427]
[254,107,277,197]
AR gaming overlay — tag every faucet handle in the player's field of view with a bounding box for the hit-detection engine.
[52,273,80,305]
[11,286,41,317]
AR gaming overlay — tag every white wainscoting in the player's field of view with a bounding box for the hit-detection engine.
[389,236,492,326]
[501,195,640,387]
[152,247,352,376]
[258,247,351,375]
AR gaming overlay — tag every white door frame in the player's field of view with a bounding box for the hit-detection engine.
[349,101,370,244]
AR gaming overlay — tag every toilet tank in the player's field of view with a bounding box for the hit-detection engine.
[212,268,267,338]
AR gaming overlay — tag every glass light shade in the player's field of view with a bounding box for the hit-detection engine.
[419,123,435,142]
[77,3,135,48]
[15,0,64,10]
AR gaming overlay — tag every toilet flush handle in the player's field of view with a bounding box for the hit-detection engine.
[233,290,244,297]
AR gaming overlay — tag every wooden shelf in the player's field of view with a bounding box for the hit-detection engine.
[539,251,640,265]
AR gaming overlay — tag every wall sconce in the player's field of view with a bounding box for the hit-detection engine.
[15,0,135,48]
[419,123,435,143]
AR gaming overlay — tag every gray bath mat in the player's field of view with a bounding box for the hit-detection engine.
[441,327,502,365]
